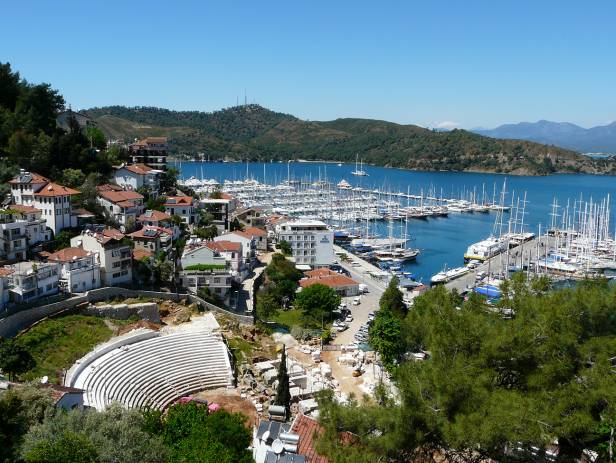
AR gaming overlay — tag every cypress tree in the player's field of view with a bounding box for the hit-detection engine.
[274,345,291,414]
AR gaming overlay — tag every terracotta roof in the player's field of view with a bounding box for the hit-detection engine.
[206,240,241,253]
[43,384,84,404]
[96,183,124,192]
[165,196,193,206]
[138,210,171,222]
[219,192,234,200]
[8,204,41,214]
[9,171,49,185]
[290,414,330,463]
[122,163,157,175]
[128,226,172,239]
[144,137,167,143]
[33,182,80,197]
[230,230,253,240]
[133,249,154,260]
[86,227,125,245]
[0,268,14,277]
[47,247,92,262]
[244,226,267,237]
[299,274,359,289]
[305,268,338,278]
[98,189,144,203]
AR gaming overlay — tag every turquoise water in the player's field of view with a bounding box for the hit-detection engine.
[173,161,616,283]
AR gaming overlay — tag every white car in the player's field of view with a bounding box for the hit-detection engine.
[352,297,361,305]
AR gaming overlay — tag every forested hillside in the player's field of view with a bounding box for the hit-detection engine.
[86,105,616,175]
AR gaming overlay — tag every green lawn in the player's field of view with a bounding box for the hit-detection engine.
[271,309,305,329]
[16,315,115,382]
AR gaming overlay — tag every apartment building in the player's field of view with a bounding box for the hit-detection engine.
[71,226,132,287]
[179,244,233,299]
[274,220,334,267]
[164,196,197,225]
[129,137,168,170]
[96,185,145,231]
[6,261,60,303]
[113,163,162,196]
[47,247,101,293]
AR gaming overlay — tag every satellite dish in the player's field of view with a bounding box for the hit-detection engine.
[272,439,284,454]
[261,431,270,443]
[40,376,49,384]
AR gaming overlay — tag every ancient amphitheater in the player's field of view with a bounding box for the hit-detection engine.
[65,314,234,411]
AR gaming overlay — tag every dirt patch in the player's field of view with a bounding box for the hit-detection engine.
[194,388,258,427]
[117,320,162,336]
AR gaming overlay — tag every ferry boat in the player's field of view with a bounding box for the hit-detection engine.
[464,237,508,262]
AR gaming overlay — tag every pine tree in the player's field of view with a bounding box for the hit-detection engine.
[274,345,291,414]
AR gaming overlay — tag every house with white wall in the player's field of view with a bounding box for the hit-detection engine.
[9,170,80,236]
[0,268,13,312]
[164,196,197,225]
[112,163,162,196]
[47,247,101,293]
[71,226,132,287]
[96,185,144,231]
[179,244,233,299]
[6,261,60,303]
[214,231,255,269]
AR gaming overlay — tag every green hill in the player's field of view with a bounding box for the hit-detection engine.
[86,105,615,175]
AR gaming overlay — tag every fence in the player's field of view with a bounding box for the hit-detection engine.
[0,287,253,338]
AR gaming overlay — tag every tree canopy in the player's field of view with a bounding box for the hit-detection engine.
[294,283,341,326]
[318,275,616,462]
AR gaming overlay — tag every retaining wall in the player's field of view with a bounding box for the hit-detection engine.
[0,287,253,338]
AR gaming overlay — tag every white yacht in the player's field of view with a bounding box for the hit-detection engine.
[351,154,368,176]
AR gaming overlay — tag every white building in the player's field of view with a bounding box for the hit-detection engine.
[6,261,60,303]
[9,170,81,236]
[112,163,162,196]
[0,268,13,312]
[214,231,254,270]
[179,244,233,299]
[47,247,101,293]
[71,226,132,287]
[96,185,145,231]
[10,204,50,246]
[0,214,27,262]
[164,196,197,225]
[275,219,334,267]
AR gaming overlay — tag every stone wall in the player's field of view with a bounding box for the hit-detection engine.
[81,302,160,323]
[0,287,253,338]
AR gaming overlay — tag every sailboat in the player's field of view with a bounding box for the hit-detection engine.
[351,154,368,176]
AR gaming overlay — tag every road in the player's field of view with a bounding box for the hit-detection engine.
[331,246,386,345]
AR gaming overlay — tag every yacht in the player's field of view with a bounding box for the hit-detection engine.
[430,266,470,285]
[464,237,508,262]
[351,154,368,176]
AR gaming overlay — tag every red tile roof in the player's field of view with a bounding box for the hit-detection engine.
[96,183,124,192]
[133,249,154,261]
[128,226,172,239]
[34,182,80,197]
[9,204,41,214]
[299,274,359,289]
[47,247,92,262]
[9,172,49,184]
[243,226,267,237]
[138,210,171,222]
[0,268,14,277]
[290,414,330,463]
[206,240,241,253]
[219,192,234,200]
[230,230,253,240]
[123,163,157,175]
[87,227,125,245]
[98,189,144,203]
[305,268,337,278]
[164,196,193,206]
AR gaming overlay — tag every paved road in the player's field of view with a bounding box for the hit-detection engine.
[331,249,385,345]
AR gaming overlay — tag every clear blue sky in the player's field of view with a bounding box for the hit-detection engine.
[2,0,615,129]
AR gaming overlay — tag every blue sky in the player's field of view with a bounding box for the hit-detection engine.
[2,1,615,129]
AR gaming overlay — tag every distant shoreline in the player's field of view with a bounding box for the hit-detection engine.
[168,158,614,177]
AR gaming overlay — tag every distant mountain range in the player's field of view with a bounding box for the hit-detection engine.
[85,105,615,175]
[474,120,616,154]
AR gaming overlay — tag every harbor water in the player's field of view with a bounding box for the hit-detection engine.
[173,161,616,283]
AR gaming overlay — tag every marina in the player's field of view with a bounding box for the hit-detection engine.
[175,161,616,285]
